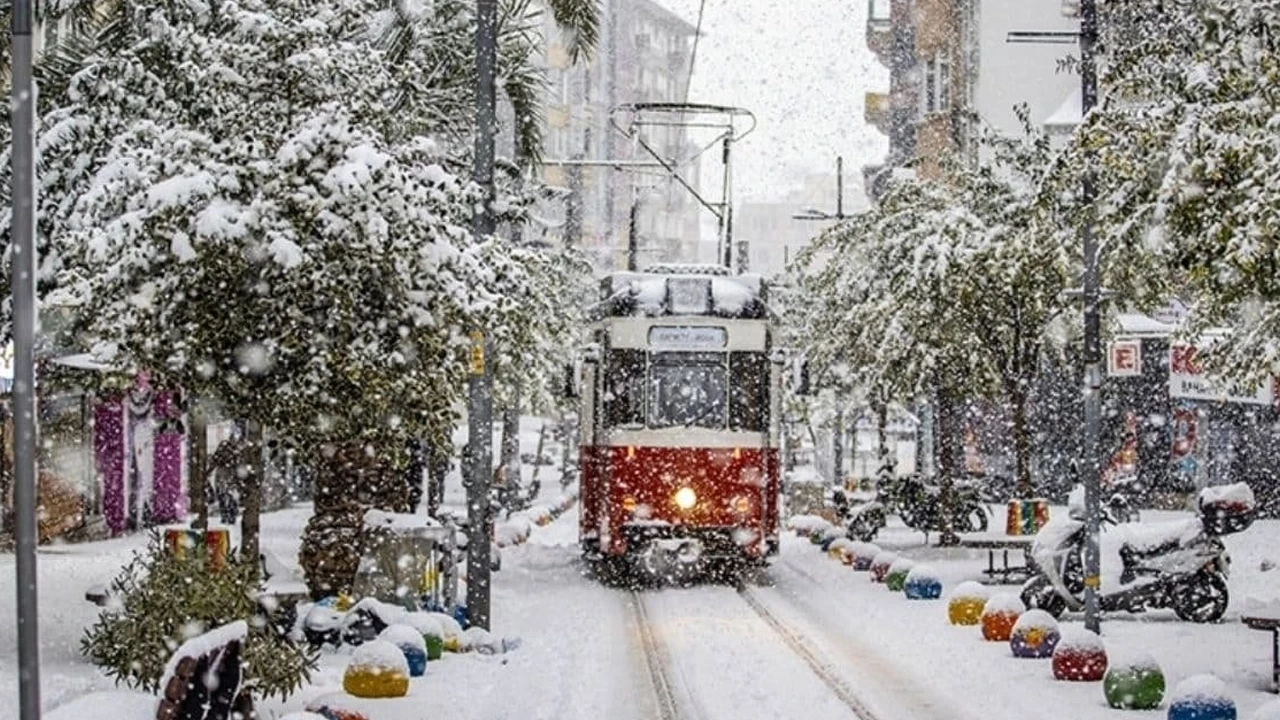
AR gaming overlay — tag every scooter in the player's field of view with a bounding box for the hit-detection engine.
[1021,482,1256,623]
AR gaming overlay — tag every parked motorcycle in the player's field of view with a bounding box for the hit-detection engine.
[886,474,990,534]
[1021,482,1256,623]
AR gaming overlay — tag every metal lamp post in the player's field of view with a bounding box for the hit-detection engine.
[11,0,42,717]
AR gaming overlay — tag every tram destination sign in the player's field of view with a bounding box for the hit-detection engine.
[648,326,728,351]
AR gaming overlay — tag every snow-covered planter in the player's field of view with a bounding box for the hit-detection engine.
[1103,652,1165,710]
[1009,609,1060,658]
[787,514,828,536]
[903,564,943,600]
[848,542,881,571]
[885,558,915,592]
[1052,626,1107,681]
[981,593,1025,642]
[343,640,411,698]
[947,581,990,626]
[1168,674,1234,720]
[378,624,428,677]
[870,551,898,583]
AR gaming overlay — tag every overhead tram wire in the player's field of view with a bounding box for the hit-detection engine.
[685,0,707,103]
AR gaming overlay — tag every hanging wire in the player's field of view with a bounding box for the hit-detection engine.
[684,0,707,102]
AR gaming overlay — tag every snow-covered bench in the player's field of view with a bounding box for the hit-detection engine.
[1244,596,1280,693]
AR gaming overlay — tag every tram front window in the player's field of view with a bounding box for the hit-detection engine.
[648,352,728,429]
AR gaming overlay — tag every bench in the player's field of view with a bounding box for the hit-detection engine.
[957,535,1037,585]
[1243,615,1280,693]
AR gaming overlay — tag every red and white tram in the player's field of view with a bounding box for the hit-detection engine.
[575,266,782,576]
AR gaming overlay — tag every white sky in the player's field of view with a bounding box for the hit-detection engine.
[659,0,891,203]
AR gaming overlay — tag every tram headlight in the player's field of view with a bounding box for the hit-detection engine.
[673,487,697,510]
[622,496,637,514]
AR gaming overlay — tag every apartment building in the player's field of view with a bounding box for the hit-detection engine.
[533,0,701,271]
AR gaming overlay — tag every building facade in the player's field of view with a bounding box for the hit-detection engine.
[534,0,701,271]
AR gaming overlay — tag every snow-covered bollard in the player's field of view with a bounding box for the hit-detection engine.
[869,551,898,583]
[343,640,411,698]
[1052,626,1108,681]
[904,564,943,600]
[981,593,1025,642]
[1167,674,1236,720]
[828,537,856,563]
[403,612,446,660]
[787,514,825,536]
[1009,609,1061,658]
[378,624,429,677]
[1252,700,1280,720]
[885,558,915,592]
[1103,652,1166,710]
[849,542,881,571]
[947,581,991,626]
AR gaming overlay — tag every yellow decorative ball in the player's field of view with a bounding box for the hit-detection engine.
[947,581,992,626]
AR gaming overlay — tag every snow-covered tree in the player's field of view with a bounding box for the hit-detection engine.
[793,123,1075,500]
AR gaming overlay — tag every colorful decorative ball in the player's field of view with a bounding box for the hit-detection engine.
[1009,609,1061,658]
[869,551,898,583]
[343,640,411,698]
[1168,674,1235,720]
[947,581,991,626]
[885,558,915,592]
[306,695,371,720]
[809,529,826,545]
[981,593,1025,642]
[1103,653,1165,710]
[1052,626,1108,681]
[1252,699,1280,720]
[453,604,471,631]
[849,542,881,571]
[828,538,855,563]
[378,624,428,677]
[904,564,943,600]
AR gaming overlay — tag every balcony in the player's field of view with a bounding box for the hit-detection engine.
[866,0,892,66]
[864,92,891,136]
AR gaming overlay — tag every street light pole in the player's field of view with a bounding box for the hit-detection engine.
[467,0,498,632]
[1078,0,1103,635]
[11,0,41,717]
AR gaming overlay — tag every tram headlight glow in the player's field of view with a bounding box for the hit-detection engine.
[673,487,697,510]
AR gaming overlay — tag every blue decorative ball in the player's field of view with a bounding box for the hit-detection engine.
[400,643,428,677]
[903,565,943,600]
[1167,698,1236,720]
[453,604,470,631]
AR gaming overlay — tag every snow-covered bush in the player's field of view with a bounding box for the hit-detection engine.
[81,535,315,700]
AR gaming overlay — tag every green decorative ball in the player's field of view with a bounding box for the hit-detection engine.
[1103,657,1165,710]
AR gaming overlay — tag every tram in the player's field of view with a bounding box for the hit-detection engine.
[574,265,783,577]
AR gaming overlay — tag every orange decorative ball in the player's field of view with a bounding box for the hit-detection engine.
[980,593,1025,642]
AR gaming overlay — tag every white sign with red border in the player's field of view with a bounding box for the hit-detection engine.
[1107,340,1142,377]
[1168,344,1274,405]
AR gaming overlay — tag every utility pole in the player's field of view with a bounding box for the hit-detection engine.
[11,0,41,717]
[627,193,639,271]
[467,0,497,632]
[1078,0,1103,636]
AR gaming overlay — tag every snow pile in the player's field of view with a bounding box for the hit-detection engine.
[279,713,328,720]
[983,593,1026,615]
[348,639,410,675]
[427,612,464,642]
[345,598,408,628]
[378,624,426,652]
[1110,649,1162,672]
[1199,482,1256,510]
[828,537,856,554]
[364,508,443,531]
[1012,609,1058,633]
[1122,518,1205,554]
[495,515,534,547]
[464,626,503,655]
[787,514,830,534]
[158,620,247,695]
[905,564,940,583]
[949,580,990,601]
[1171,674,1229,704]
[849,541,881,559]
[403,611,445,639]
[1055,625,1104,652]
[887,557,915,575]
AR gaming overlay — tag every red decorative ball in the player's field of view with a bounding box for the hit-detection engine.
[1052,627,1108,682]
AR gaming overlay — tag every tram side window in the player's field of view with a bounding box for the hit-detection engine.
[729,352,768,432]
[604,349,646,427]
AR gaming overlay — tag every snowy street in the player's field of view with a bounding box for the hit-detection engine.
[8,495,1280,719]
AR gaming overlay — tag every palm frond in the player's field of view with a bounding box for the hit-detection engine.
[545,0,598,63]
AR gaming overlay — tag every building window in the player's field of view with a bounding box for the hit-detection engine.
[922,54,951,115]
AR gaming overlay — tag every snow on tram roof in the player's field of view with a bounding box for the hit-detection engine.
[595,269,769,319]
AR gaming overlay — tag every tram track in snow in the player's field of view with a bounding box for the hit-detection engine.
[734,579,882,720]
[629,588,690,720]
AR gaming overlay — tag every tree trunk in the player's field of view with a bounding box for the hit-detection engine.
[935,384,961,546]
[240,420,263,573]
[500,403,520,503]
[1011,384,1034,498]
[876,400,891,475]
[188,403,208,531]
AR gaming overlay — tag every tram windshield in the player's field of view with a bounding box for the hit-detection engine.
[648,352,729,429]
